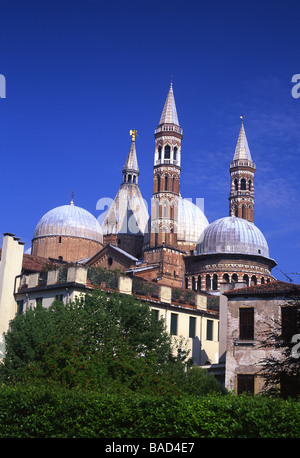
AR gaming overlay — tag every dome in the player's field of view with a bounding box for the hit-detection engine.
[143,197,209,245]
[33,202,103,243]
[177,198,209,244]
[196,216,269,258]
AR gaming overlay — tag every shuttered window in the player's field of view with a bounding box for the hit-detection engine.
[189,317,196,338]
[237,374,254,394]
[170,313,178,335]
[239,308,254,340]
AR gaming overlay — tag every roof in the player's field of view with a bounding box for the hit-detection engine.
[223,280,300,297]
[233,122,253,162]
[123,139,139,173]
[158,82,179,126]
[196,216,272,260]
[0,248,56,273]
[33,202,103,243]
[102,183,149,236]
[85,243,138,268]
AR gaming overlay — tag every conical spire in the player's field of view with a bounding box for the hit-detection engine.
[159,81,179,126]
[123,130,139,175]
[233,118,252,161]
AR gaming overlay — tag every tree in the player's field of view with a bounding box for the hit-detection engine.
[0,290,177,392]
[258,299,300,398]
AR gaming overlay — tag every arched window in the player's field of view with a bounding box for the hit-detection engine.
[133,175,136,184]
[241,178,246,190]
[164,145,171,159]
[157,174,160,192]
[192,276,196,291]
[242,204,246,219]
[248,179,252,191]
[206,274,211,290]
[232,273,238,283]
[251,275,257,285]
[198,275,201,291]
[170,205,173,219]
[223,273,230,283]
[174,146,177,161]
[158,146,162,160]
[212,274,218,290]
[243,274,249,286]
[185,277,189,289]
[261,277,265,284]
[172,176,175,192]
[234,178,238,191]
[128,174,132,183]
[164,175,168,191]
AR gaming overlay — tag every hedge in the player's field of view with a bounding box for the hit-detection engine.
[0,385,299,438]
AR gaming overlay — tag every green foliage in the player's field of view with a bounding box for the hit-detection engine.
[87,266,121,289]
[0,386,298,438]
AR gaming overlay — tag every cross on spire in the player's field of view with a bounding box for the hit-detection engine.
[70,190,76,205]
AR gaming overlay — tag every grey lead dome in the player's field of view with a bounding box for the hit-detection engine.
[196,216,269,258]
[33,202,103,243]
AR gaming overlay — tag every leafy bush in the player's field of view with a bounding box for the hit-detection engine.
[0,386,298,438]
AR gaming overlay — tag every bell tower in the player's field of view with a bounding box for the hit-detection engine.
[229,118,256,223]
[143,81,185,287]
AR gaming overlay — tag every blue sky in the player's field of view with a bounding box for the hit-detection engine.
[0,0,300,282]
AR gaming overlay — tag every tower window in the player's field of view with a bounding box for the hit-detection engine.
[234,178,238,191]
[241,178,246,190]
[164,145,171,159]
[174,146,177,161]
[58,236,62,244]
[164,175,168,191]
[248,179,252,191]
[128,174,132,183]
[158,146,162,160]
[242,204,246,219]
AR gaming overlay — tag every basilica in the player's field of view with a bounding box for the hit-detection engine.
[3,83,300,395]
[30,81,277,292]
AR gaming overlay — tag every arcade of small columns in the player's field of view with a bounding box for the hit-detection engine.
[184,267,273,293]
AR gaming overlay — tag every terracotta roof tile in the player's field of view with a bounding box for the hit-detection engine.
[0,248,57,273]
[224,280,300,297]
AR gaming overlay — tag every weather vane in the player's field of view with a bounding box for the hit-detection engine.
[130,130,137,141]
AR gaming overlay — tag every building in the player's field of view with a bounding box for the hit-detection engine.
[221,280,300,394]
[28,82,276,293]
[0,81,286,386]
[31,197,103,263]
[1,233,219,366]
